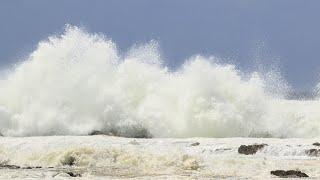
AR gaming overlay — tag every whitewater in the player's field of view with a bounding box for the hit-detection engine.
[0,26,319,138]
[0,26,319,179]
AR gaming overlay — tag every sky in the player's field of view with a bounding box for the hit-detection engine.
[0,0,320,91]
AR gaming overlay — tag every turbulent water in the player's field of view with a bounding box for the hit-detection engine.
[0,136,319,179]
[0,26,319,138]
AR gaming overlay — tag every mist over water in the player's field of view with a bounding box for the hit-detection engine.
[0,26,319,138]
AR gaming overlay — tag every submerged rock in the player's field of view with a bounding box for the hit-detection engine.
[190,142,200,146]
[66,172,82,177]
[238,144,267,155]
[313,142,320,146]
[53,171,81,178]
[305,149,320,157]
[88,127,153,138]
[88,130,105,135]
[22,166,42,169]
[271,170,308,178]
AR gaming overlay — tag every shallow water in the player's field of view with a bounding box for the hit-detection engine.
[0,136,319,179]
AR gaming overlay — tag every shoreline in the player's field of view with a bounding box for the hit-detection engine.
[0,136,319,179]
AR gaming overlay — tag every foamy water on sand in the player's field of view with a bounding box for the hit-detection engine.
[0,136,319,179]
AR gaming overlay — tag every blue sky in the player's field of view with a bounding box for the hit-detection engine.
[1,0,320,90]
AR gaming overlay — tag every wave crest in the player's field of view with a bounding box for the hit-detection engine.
[0,26,319,138]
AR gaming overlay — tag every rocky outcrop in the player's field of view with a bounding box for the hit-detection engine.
[313,142,320,146]
[305,149,320,157]
[271,170,308,178]
[238,144,267,155]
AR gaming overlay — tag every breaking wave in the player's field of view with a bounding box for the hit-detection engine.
[0,26,319,138]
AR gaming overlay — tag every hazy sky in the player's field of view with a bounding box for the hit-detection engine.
[1,0,320,90]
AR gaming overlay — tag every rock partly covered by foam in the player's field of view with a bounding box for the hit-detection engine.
[88,127,153,138]
[0,164,20,169]
[190,142,200,146]
[53,172,81,178]
[271,170,309,178]
[88,130,105,136]
[238,144,267,155]
[66,172,81,177]
[305,149,320,157]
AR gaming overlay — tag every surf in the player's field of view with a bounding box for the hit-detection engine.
[0,26,319,138]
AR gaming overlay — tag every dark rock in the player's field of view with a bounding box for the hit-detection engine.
[22,166,42,169]
[271,170,308,178]
[66,172,81,177]
[190,142,200,146]
[238,144,267,155]
[0,164,20,169]
[305,149,320,157]
[313,142,320,146]
[88,130,105,135]
[88,127,153,138]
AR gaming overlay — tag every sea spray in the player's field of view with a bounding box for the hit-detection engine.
[0,26,319,137]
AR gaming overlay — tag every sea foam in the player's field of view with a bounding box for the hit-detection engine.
[0,26,319,137]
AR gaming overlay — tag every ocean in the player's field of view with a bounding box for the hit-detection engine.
[0,26,319,179]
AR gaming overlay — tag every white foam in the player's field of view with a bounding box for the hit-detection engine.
[0,26,319,137]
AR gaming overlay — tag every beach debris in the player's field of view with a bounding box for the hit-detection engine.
[305,149,320,157]
[238,144,267,155]
[190,142,200,146]
[271,170,308,178]
[313,142,320,146]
